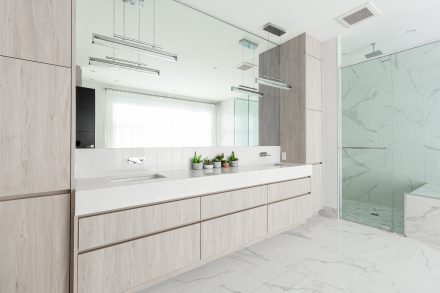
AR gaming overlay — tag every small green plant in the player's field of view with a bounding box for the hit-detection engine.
[191,152,202,164]
[213,153,224,162]
[229,151,238,162]
[203,158,213,166]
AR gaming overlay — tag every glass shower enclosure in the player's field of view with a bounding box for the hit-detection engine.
[340,41,440,234]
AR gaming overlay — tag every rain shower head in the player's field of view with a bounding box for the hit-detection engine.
[365,43,383,59]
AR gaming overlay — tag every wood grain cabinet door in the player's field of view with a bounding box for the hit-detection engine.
[78,224,201,293]
[0,57,71,198]
[0,194,70,293]
[0,0,72,66]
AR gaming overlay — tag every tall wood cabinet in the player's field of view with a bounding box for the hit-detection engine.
[0,0,73,292]
[259,33,324,212]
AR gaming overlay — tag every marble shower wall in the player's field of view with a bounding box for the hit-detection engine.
[341,40,440,231]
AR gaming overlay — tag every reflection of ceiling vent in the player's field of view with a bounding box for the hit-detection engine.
[336,2,381,28]
[122,0,144,8]
[263,23,286,37]
[236,62,257,71]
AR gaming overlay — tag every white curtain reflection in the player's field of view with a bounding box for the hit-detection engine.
[104,89,216,148]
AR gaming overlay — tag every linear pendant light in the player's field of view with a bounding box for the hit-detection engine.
[255,76,292,90]
[89,57,160,76]
[231,85,263,97]
[92,33,178,62]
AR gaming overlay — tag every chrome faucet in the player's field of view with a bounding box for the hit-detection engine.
[259,152,271,157]
[127,157,145,165]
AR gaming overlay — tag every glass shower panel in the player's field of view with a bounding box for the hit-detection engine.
[423,43,440,186]
[341,58,395,231]
[391,47,425,234]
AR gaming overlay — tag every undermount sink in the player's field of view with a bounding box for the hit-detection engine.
[109,173,166,183]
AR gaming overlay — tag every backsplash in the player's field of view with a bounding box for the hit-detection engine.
[75,146,280,178]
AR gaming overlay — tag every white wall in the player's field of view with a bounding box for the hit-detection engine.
[322,37,341,211]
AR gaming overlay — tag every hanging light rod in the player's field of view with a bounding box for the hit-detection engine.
[255,76,292,91]
[231,85,264,97]
[92,33,178,62]
[89,57,160,76]
[113,34,164,50]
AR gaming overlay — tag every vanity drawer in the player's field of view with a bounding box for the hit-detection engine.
[201,206,267,259]
[267,177,311,203]
[268,194,312,234]
[78,197,200,251]
[201,185,267,219]
[78,224,200,293]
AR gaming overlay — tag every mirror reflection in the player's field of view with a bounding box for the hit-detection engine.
[75,0,279,148]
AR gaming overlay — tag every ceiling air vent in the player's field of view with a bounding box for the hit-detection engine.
[336,2,381,28]
[263,23,286,37]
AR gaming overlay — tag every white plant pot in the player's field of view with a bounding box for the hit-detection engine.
[204,164,214,169]
[230,160,239,167]
[213,161,222,168]
[192,162,203,170]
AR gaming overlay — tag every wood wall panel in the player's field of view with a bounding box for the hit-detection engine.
[0,57,71,198]
[0,0,72,66]
[0,194,70,293]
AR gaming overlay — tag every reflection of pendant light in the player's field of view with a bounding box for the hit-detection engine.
[255,76,292,90]
[89,57,160,76]
[231,39,263,98]
[91,0,177,63]
[92,33,177,62]
[231,85,263,97]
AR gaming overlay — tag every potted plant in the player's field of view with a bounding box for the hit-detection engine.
[221,159,230,168]
[191,152,203,170]
[213,153,224,168]
[203,158,214,169]
[229,151,239,167]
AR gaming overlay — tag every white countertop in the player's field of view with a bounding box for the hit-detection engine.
[408,184,440,200]
[75,163,312,216]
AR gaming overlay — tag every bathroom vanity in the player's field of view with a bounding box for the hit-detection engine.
[73,163,320,293]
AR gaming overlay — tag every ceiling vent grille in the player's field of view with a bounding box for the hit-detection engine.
[336,2,381,28]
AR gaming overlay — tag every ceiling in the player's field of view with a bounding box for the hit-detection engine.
[179,0,440,67]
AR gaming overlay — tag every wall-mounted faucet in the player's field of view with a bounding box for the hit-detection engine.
[127,157,145,165]
[260,152,271,157]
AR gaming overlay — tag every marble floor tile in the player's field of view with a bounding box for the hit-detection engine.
[139,216,440,293]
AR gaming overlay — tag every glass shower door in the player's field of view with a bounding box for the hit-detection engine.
[341,57,395,231]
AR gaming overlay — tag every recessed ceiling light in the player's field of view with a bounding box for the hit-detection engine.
[406,28,418,34]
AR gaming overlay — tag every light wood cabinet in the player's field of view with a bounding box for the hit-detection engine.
[311,164,324,213]
[0,0,72,66]
[306,110,323,164]
[306,56,323,111]
[0,194,70,293]
[201,206,267,260]
[0,57,71,198]
[201,186,267,220]
[268,194,312,235]
[79,198,200,251]
[78,224,200,293]
[267,178,311,203]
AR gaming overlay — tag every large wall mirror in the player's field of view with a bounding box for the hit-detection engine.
[76,0,279,148]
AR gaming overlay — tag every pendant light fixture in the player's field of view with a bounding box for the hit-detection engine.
[255,76,292,90]
[256,25,292,91]
[91,0,177,63]
[89,56,160,76]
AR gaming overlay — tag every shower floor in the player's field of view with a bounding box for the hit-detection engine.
[341,199,405,234]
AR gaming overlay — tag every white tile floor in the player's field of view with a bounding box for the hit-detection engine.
[139,216,440,293]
